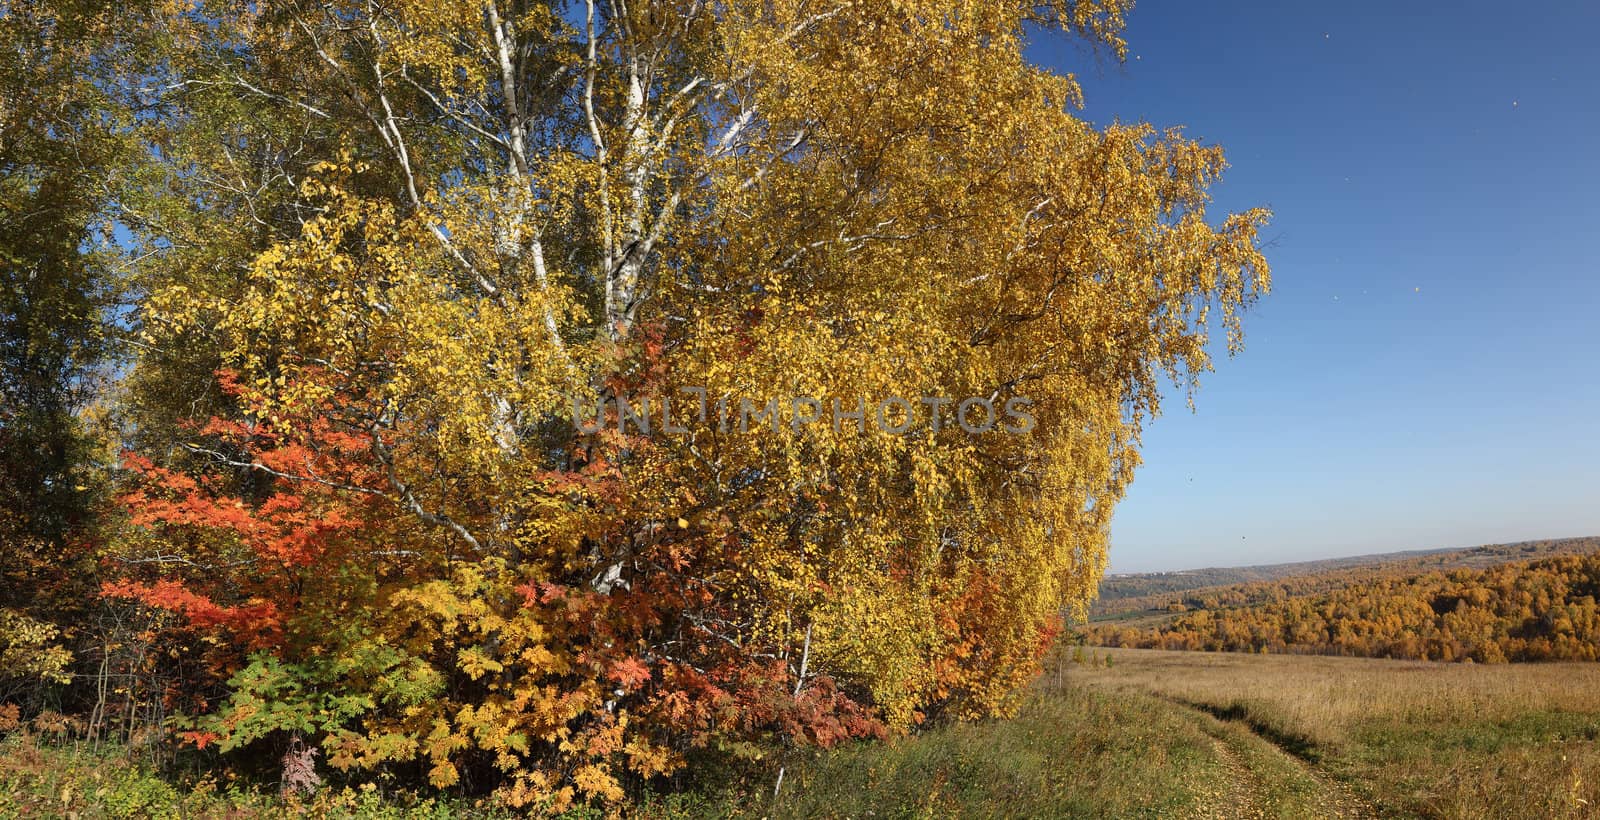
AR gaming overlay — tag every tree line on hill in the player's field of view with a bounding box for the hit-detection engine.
[1092,537,1600,619]
[1083,553,1600,663]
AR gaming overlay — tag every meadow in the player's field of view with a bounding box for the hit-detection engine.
[1070,649,1600,818]
[758,648,1600,818]
[7,647,1600,817]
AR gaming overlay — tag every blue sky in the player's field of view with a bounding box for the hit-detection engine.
[1028,1,1600,572]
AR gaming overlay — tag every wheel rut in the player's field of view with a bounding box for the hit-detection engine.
[1159,694,1377,819]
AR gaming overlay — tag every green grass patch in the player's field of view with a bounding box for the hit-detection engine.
[756,684,1224,819]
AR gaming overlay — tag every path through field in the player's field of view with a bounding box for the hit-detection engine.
[766,647,1600,818]
[1168,695,1374,819]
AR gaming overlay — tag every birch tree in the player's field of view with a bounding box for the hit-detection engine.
[114,0,1271,806]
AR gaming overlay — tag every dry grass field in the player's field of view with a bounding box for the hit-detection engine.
[1069,649,1600,818]
[750,647,1600,818]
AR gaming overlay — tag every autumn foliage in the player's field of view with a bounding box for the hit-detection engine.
[102,372,898,807]
[1084,551,1600,664]
[2,0,1275,811]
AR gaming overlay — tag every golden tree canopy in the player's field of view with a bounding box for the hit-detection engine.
[118,0,1269,806]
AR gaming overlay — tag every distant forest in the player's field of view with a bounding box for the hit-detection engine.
[1082,537,1600,662]
[1093,538,1600,616]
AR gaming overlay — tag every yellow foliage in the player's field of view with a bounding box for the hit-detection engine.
[0,609,73,689]
[124,0,1269,807]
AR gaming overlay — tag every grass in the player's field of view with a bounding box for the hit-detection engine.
[1069,648,1600,818]
[751,648,1352,819]
[8,649,1600,817]
[762,682,1227,818]
[0,734,504,819]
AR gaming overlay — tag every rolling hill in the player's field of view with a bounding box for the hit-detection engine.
[1084,537,1600,663]
[1093,536,1600,620]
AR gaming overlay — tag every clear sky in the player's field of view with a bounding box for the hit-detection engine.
[1027,1,1600,573]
